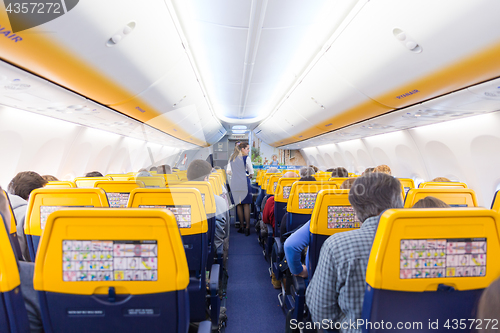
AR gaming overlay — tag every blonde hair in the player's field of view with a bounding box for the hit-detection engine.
[432,177,451,182]
[374,164,392,176]
[230,142,249,162]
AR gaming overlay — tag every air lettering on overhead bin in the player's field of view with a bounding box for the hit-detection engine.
[396,89,420,100]
[0,24,23,42]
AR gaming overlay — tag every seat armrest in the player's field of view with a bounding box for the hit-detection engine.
[197,320,212,333]
[292,275,306,296]
[209,264,220,293]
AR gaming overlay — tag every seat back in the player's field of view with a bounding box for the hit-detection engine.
[491,190,500,213]
[286,181,339,232]
[308,189,359,277]
[94,181,145,208]
[273,177,299,236]
[162,174,180,184]
[33,208,189,333]
[1,191,22,260]
[261,173,281,192]
[404,188,478,208]
[256,170,265,186]
[127,188,208,274]
[215,169,228,186]
[24,188,109,260]
[127,176,166,188]
[44,181,76,189]
[266,175,283,196]
[397,178,415,198]
[419,181,468,189]
[74,177,113,188]
[105,174,135,181]
[362,208,500,332]
[0,212,30,333]
[313,173,330,181]
[327,177,350,187]
[208,177,221,196]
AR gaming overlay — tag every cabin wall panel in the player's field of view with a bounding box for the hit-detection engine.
[0,107,182,188]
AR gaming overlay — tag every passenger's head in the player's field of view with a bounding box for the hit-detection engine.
[348,173,403,222]
[363,167,375,175]
[42,175,59,182]
[187,159,212,181]
[85,171,103,177]
[8,171,47,201]
[331,167,349,178]
[149,166,158,172]
[299,167,314,179]
[477,277,500,330]
[158,164,172,174]
[214,166,221,170]
[283,171,297,178]
[299,176,316,182]
[136,169,151,177]
[267,167,279,173]
[373,164,392,176]
[412,196,450,208]
[0,186,11,233]
[272,154,278,161]
[339,178,356,190]
[432,177,451,182]
[309,165,319,173]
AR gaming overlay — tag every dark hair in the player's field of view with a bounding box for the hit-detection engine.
[339,178,356,189]
[42,175,59,182]
[331,167,348,178]
[299,176,316,182]
[8,171,47,200]
[412,196,450,208]
[158,165,172,174]
[187,159,212,181]
[85,171,103,177]
[299,167,314,178]
[149,166,158,172]
[348,172,403,222]
[477,277,500,332]
[363,167,375,175]
[308,165,319,173]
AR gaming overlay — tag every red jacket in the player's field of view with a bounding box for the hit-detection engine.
[263,195,275,230]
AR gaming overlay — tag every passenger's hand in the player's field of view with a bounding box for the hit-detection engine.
[296,265,308,278]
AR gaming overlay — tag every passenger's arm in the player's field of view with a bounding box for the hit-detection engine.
[305,237,341,323]
[284,221,310,276]
[246,157,254,177]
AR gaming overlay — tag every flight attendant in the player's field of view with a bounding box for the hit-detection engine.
[227,142,254,235]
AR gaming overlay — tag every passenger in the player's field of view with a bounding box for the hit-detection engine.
[158,164,172,174]
[187,159,230,262]
[306,173,403,330]
[42,175,58,182]
[227,143,253,236]
[309,165,319,173]
[432,177,451,182]
[136,168,151,177]
[373,164,392,176]
[149,166,158,172]
[330,167,348,178]
[7,171,47,261]
[85,171,103,177]
[283,175,356,282]
[0,186,43,333]
[299,166,316,181]
[362,167,375,175]
[412,196,450,208]
[477,277,500,333]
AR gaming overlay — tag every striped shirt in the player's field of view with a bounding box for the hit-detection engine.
[305,215,380,332]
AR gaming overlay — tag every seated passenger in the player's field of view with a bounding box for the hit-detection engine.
[187,160,229,260]
[299,166,316,182]
[149,166,158,172]
[432,177,451,182]
[42,175,58,182]
[85,171,103,177]
[412,196,450,208]
[7,171,47,261]
[477,277,500,333]
[306,173,403,330]
[284,176,356,281]
[0,186,43,332]
[136,168,151,177]
[309,165,319,173]
[158,164,172,174]
[362,167,375,175]
[330,167,348,178]
[373,164,392,175]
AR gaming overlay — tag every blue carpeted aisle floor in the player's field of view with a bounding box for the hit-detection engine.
[225,218,285,333]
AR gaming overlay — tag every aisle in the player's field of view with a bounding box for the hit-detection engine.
[225,218,285,333]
